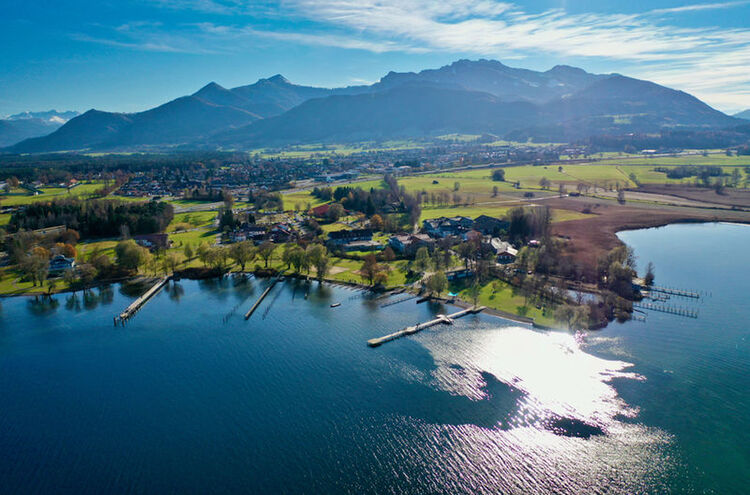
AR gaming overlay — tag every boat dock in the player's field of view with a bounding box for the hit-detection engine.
[367,306,485,347]
[648,285,700,299]
[633,302,699,318]
[116,276,170,323]
[245,276,282,320]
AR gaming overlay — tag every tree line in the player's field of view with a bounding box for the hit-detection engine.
[9,199,174,239]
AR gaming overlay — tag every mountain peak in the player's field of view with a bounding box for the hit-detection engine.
[546,65,588,76]
[266,74,291,84]
[193,81,227,96]
[451,58,507,69]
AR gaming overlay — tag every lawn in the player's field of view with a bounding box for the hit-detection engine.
[76,240,119,260]
[104,194,150,203]
[282,191,328,211]
[450,278,557,327]
[0,266,72,295]
[324,257,410,288]
[166,198,221,207]
[169,226,218,248]
[167,211,217,231]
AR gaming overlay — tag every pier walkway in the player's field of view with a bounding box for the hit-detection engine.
[380,294,418,308]
[647,286,700,299]
[367,306,485,347]
[245,276,282,320]
[117,276,170,323]
[633,302,699,318]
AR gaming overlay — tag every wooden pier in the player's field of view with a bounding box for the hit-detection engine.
[117,276,170,323]
[245,276,282,320]
[380,294,418,308]
[633,302,699,318]
[367,306,485,347]
[648,285,700,299]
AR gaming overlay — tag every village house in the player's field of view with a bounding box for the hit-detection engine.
[486,238,518,264]
[473,215,509,236]
[446,267,473,281]
[230,224,266,243]
[327,229,373,246]
[388,234,435,255]
[340,240,383,252]
[134,233,171,251]
[422,216,474,238]
[48,254,75,276]
[270,224,295,243]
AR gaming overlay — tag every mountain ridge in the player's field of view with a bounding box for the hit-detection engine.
[6,60,743,153]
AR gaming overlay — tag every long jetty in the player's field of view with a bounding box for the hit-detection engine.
[648,285,700,299]
[367,306,485,347]
[117,276,170,323]
[245,276,282,320]
[380,294,419,308]
[633,302,699,318]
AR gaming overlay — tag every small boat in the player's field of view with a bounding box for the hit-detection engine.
[330,302,341,308]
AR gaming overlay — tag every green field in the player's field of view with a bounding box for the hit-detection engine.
[169,227,218,248]
[104,194,150,203]
[167,211,217,232]
[282,191,328,211]
[0,181,106,206]
[0,266,73,295]
[249,140,427,159]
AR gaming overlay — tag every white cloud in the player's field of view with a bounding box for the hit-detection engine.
[82,0,750,110]
[647,1,750,15]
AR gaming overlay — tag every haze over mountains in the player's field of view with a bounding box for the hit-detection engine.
[0,110,78,147]
[5,60,744,153]
[735,110,750,120]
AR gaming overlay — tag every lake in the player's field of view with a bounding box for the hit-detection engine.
[0,222,748,493]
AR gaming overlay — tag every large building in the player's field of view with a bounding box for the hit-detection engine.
[388,234,434,255]
[422,216,474,238]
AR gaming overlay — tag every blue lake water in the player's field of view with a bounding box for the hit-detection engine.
[0,222,748,493]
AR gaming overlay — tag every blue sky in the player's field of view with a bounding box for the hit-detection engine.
[2,0,750,116]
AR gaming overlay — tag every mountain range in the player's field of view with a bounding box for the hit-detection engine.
[735,110,750,120]
[4,60,744,153]
[0,110,78,147]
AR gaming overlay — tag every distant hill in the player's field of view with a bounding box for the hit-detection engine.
[214,84,540,147]
[6,60,744,152]
[217,74,741,147]
[735,110,750,120]
[515,75,742,140]
[10,96,259,152]
[370,59,605,103]
[0,110,79,147]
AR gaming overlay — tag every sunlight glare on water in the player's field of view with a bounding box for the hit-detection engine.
[416,323,643,427]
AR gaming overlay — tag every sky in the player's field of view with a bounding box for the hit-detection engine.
[2,0,750,116]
